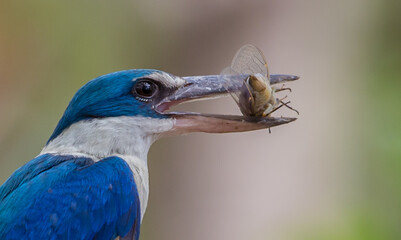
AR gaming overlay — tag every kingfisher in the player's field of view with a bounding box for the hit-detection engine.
[0,69,297,239]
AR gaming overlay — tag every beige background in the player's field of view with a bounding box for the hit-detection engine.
[1,0,400,239]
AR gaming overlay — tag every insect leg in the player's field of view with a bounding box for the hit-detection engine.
[279,100,299,115]
[275,84,292,93]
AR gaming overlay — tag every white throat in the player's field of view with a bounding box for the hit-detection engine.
[41,116,175,220]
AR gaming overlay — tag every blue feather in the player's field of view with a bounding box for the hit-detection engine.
[0,154,141,240]
[48,69,168,142]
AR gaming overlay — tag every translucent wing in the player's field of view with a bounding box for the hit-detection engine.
[230,44,269,79]
[220,66,241,105]
[221,44,270,115]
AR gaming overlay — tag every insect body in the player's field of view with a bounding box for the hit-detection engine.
[222,44,278,117]
[238,73,276,116]
[222,44,298,117]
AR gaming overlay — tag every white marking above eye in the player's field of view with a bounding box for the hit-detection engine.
[145,71,186,88]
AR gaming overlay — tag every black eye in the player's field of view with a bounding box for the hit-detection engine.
[133,80,158,100]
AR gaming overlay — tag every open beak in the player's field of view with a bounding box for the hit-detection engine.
[157,74,299,134]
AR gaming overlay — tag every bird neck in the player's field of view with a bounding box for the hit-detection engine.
[41,116,174,161]
[41,116,175,220]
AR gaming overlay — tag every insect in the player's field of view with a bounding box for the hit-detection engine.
[222,44,298,117]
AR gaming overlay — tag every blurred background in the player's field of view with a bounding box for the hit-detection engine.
[0,0,400,239]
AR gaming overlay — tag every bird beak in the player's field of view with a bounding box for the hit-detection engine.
[157,74,299,134]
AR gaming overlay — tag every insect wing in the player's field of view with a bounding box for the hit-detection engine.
[221,44,270,116]
[231,44,269,80]
[221,67,255,116]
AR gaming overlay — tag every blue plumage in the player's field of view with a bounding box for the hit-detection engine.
[0,70,168,240]
[0,154,141,239]
[49,69,167,142]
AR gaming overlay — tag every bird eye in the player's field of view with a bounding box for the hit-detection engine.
[133,80,158,101]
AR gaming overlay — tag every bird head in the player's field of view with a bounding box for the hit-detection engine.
[43,69,296,159]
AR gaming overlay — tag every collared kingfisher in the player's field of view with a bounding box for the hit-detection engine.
[0,69,297,239]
